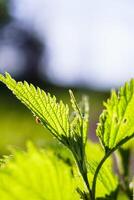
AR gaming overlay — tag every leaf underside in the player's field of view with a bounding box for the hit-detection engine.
[97,80,134,151]
[0,73,70,141]
[0,73,89,145]
[0,73,89,169]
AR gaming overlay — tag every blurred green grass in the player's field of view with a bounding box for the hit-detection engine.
[0,84,108,155]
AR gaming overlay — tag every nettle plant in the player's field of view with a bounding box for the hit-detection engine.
[0,73,134,200]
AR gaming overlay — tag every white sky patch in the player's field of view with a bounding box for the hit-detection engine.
[7,0,134,89]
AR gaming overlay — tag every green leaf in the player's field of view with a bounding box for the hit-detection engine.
[97,80,134,151]
[0,143,80,200]
[86,142,118,198]
[69,90,89,165]
[0,73,90,190]
[96,188,119,199]
[69,90,89,146]
[88,160,118,198]
[0,155,11,168]
[0,73,70,142]
[0,73,89,150]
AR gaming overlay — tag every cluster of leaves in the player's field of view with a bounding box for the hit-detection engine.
[0,73,134,200]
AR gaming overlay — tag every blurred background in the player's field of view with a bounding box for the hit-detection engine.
[0,0,134,155]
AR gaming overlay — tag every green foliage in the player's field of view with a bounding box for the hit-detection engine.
[0,73,134,200]
[0,73,89,149]
[0,143,79,200]
[0,73,90,191]
[86,142,118,198]
[0,73,70,141]
[97,81,134,151]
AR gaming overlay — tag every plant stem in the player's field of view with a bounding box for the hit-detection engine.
[77,160,93,199]
[92,154,109,200]
[92,134,134,200]
[82,170,93,199]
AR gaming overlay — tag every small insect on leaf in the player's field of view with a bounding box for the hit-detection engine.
[35,116,41,124]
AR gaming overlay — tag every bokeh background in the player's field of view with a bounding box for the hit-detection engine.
[0,0,134,158]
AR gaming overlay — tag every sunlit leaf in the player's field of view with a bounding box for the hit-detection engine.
[0,73,70,142]
[97,80,134,151]
[0,73,89,152]
[0,143,79,200]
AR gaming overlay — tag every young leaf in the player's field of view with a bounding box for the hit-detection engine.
[97,80,134,152]
[69,90,89,164]
[0,143,79,200]
[69,90,89,146]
